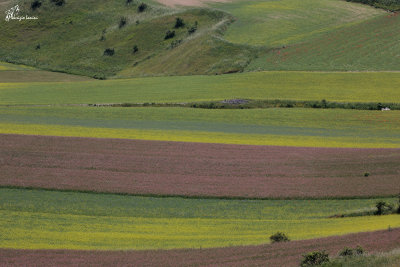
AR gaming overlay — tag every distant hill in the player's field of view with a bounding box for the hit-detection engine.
[0,0,255,78]
[0,0,398,78]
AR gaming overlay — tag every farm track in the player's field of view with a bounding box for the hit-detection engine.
[1,228,399,267]
[1,134,399,199]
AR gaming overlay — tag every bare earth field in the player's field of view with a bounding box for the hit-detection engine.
[1,134,399,198]
[1,228,399,267]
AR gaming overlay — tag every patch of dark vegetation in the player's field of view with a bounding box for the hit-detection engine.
[169,39,182,49]
[31,0,42,10]
[132,45,139,54]
[375,201,394,215]
[126,0,133,5]
[164,30,175,40]
[331,196,400,217]
[300,250,330,266]
[103,48,115,56]
[93,99,400,111]
[137,2,147,12]
[99,29,106,41]
[346,0,400,11]
[51,0,65,6]
[119,17,127,28]
[270,232,290,243]
[174,17,185,28]
[35,44,41,50]
[339,246,365,257]
[188,21,198,34]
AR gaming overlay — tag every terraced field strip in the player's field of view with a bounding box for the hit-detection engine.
[0,188,399,250]
[1,72,399,105]
[1,106,400,148]
[2,134,400,198]
[212,0,384,46]
[1,228,399,266]
[248,12,400,71]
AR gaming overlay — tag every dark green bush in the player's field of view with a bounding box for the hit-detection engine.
[138,3,147,12]
[355,246,365,255]
[300,251,330,266]
[51,0,65,6]
[270,232,290,243]
[31,0,42,10]
[375,201,393,215]
[174,17,185,28]
[103,48,115,56]
[339,247,354,257]
[164,30,175,40]
[133,45,138,54]
[119,17,127,28]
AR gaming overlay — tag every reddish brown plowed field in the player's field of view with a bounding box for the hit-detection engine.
[1,228,399,266]
[1,134,399,198]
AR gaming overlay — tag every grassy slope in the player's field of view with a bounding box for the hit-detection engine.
[212,0,383,47]
[248,12,400,71]
[0,188,399,250]
[1,72,400,105]
[0,0,397,75]
[0,62,91,82]
[1,106,400,147]
[0,0,254,78]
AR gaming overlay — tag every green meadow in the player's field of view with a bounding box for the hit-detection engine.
[248,12,400,71]
[1,106,400,147]
[0,188,398,250]
[212,0,383,46]
[1,71,400,105]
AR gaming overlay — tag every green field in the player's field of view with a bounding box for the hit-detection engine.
[0,188,398,250]
[1,71,400,105]
[1,106,400,147]
[248,12,400,71]
[212,0,383,47]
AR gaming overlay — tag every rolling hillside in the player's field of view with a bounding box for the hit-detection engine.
[0,0,398,78]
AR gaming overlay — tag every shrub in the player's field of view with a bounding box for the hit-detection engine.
[164,30,175,40]
[375,201,393,215]
[35,44,41,50]
[355,246,365,255]
[339,247,354,257]
[300,251,330,266]
[103,48,115,56]
[270,232,290,243]
[126,0,133,4]
[364,172,370,177]
[188,26,197,34]
[133,45,138,53]
[138,3,147,12]
[119,17,127,28]
[174,17,185,28]
[51,0,65,6]
[31,0,42,10]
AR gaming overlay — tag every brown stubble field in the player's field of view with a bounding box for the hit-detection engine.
[1,228,399,267]
[1,134,399,198]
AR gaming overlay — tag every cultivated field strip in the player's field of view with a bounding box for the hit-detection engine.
[1,106,400,148]
[0,228,399,266]
[1,72,399,105]
[0,188,399,250]
[1,134,399,198]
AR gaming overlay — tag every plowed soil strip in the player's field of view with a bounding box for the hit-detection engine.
[1,134,399,198]
[1,228,399,267]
